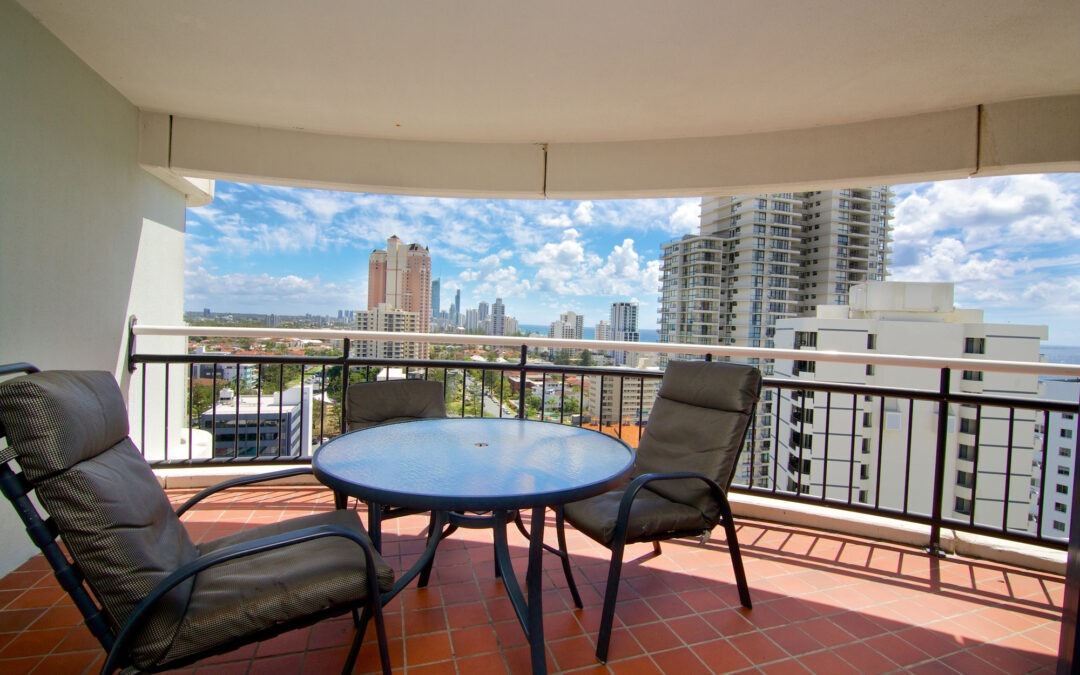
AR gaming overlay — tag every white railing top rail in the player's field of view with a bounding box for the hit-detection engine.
[133,323,1080,379]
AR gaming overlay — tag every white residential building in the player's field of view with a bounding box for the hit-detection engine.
[550,311,585,340]
[1034,379,1080,540]
[585,368,662,426]
[610,302,640,366]
[659,188,894,487]
[491,298,506,335]
[595,320,612,342]
[353,302,424,359]
[773,282,1046,533]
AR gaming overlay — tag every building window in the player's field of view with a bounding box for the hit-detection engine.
[964,338,986,354]
[795,331,817,348]
[959,444,976,460]
[865,364,875,375]
[860,464,870,480]
[962,370,984,381]
[1056,502,1068,513]
[862,412,872,428]
[1059,466,1071,476]
[793,360,816,375]
[955,497,972,515]
[858,490,868,504]
[1057,484,1069,495]
[956,470,974,488]
[867,334,877,350]
[1063,429,1074,439]
[862,438,871,454]
[960,418,978,434]
[1054,521,1066,532]
[1061,447,1072,458]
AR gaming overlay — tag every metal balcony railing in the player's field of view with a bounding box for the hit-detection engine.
[127,320,1080,557]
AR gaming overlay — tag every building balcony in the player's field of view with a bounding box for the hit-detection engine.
[0,486,1062,674]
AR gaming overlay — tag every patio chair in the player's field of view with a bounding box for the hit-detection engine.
[0,365,394,675]
[345,377,448,432]
[342,378,448,526]
[556,360,761,662]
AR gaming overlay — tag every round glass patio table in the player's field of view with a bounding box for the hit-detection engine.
[312,418,634,675]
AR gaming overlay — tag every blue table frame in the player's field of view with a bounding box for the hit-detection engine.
[312,418,635,674]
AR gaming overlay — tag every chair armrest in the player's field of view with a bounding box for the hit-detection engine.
[614,472,729,538]
[102,523,381,675]
[175,467,314,517]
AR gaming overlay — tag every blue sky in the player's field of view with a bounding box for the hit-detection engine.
[186,174,1080,345]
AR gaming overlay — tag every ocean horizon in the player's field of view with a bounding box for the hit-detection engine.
[517,325,1080,365]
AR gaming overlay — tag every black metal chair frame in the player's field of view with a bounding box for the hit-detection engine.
[0,363,391,675]
[554,401,758,663]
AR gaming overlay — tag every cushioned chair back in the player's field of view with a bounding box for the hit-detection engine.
[345,379,447,431]
[0,371,197,657]
[633,361,761,521]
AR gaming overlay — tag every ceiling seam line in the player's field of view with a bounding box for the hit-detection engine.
[541,143,548,199]
[974,104,983,177]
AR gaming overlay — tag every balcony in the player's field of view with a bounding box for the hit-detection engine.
[0,487,1062,674]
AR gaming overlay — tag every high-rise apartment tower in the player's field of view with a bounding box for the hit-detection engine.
[368,235,431,333]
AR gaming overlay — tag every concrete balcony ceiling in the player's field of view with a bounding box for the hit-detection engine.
[16,0,1080,198]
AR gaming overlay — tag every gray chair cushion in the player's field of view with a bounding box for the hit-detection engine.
[658,360,761,414]
[0,371,198,664]
[563,488,711,547]
[345,379,447,431]
[634,362,760,519]
[0,370,129,481]
[150,509,393,667]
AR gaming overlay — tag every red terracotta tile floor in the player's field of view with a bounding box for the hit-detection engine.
[0,487,1063,674]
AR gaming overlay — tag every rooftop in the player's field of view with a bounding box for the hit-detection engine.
[0,486,1061,674]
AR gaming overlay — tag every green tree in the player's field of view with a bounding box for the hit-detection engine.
[579,349,593,366]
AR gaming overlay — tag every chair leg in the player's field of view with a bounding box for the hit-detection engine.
[718,497,752,609]
[554,507,582,608]
[595,539,626,663]
[351,607,360,628]
[652,541,662,555]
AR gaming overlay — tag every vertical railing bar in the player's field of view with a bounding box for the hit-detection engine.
[748,404,757,489]
[140,365,147,456]
[517,345,527,420]
[617,375,625,441]
[797,389,806,495]
[1036,409,1050,542]
[461,367,467,418]
[276,364,284,458]
[211,368,218,460]
[187,364,194,461]
[233,364,241,459]
[499,371,506,419]
[772,388,781,493]
[339,340,350,437]
[293,364,305,461]
[163,363,170,460]
[821,391,831,502]
[637,375,645,441]
[599,375,606,436]
[971,405,983,528]
[319,364,326,447]
[558,373,567,424]
[256,364,263,456]
[1002,407,1017,533]
[928,367,951,556]
[578,373,585,427]
[903,398,914,514]
[874,396,885,509]
[848,393,859,506]
[480,366,487,419]
[541,372,547,422]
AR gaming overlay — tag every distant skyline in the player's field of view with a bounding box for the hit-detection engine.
[186,174,1080,344]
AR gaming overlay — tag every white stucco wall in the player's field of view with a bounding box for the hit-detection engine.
[0,0,187,576]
